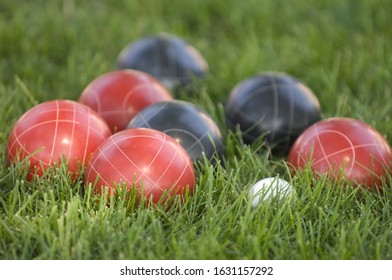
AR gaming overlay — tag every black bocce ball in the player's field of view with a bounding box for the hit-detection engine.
[225,72,321,155]
[127,100,224,162]
[117,33,208,92]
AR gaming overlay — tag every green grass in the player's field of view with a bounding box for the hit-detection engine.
[1,0,392,259]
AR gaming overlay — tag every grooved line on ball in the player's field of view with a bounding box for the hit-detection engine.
[137,102,170,127]
[312,143,386,168]
[11,106,106,169]
[89,149,117,189]
[90,87,103,113]
[9,106,106,151]
[82,107,92,164]
[145,134,181,195]
[164,128,206,153]
[122,83,153,112]
[369,128,390,167]
[270,75,279,142]
[230,83,294,119]
[108,135,157,188]
[48,101,60,165]
[67,101,77,160]
[150,145,194,197]
[287,80,295,145]
[97,135,178,193]
[313,128,360,174]
[313,125,332,169]
[136,133,168,193]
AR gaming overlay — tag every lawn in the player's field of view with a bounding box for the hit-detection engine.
[1,0,392,260]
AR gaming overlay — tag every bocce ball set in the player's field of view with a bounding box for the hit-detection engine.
[6,33,392,208]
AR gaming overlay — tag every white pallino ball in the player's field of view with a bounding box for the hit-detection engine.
[248,177,293,207]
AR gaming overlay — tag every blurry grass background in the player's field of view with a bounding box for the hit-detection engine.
[1,0,392,259]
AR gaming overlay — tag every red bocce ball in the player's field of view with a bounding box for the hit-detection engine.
[84,128,196,204]
[79,69,173,133]
[288,118,392,189]
[6,100,111,180]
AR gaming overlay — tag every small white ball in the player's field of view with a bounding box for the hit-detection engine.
[248,177,293,207]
